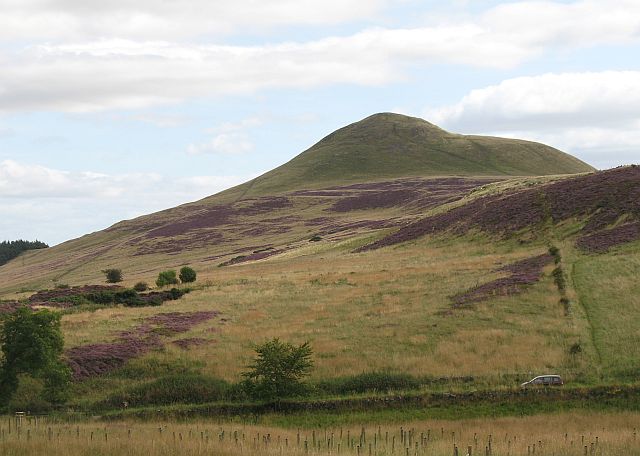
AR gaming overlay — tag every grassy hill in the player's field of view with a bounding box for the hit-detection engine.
[0,113,594,295]
[241,112,595,195]
[4,113,640,418]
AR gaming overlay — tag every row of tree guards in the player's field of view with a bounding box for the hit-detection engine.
[1,418,623,456]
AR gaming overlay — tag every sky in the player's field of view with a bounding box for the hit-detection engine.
[1,0,639,245]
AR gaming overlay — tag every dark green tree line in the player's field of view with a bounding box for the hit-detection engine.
[0,240,48,266]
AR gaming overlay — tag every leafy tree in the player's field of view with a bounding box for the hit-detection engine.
[0,307,71,407]
[179,266,197,283]
[103,268,123,284]
[156,270,179,287]
[242,338,313,400]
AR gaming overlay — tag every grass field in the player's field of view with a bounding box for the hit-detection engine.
[1,412,639,455]
[19,227,627,411]
[0,186,636,415]
[572,242,640,381]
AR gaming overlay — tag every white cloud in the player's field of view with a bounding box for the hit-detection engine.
[187,117,262,155]
[0,159,161,198]
[0,160,256,244]
[186,133,255,155]
[425,71,640,169]
[1,1,640,113]
[130,113,188,128]
[427,71,640,132]
[0,0,392,41]
[482,0,640,48]
[0,126,14,138]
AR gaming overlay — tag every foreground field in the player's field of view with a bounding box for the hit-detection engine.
[1,412,638,455]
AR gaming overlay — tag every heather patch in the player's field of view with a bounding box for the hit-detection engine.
[172,338,209,349]
[450,254,554,307]
[240,224,292,236]
[360,167,640,251]
[145,311,220,335]
[576,222,640,253]
[292,190,352,197]
[0,301,25,314]
[305,217,333,226]
[235,197,292,214]
[327,178,496,213]
[218,249,285,267]
[28,285,124,306]
[144,205,235,239]
[320,219,396,235]
[66,337,162,380]
[66,311,219,380]
[330,190,419,212]
[0,285,190,316]
[133,231,224,256]
[143,197,292,241]
[324,177,494,192]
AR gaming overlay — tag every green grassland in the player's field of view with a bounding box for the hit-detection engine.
[243,113,595,195]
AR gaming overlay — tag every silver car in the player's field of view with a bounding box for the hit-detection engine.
[520,375,563,388]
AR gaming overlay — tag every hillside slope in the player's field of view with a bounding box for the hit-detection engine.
[0,113,594,294]
[361,165,640,253]
[3,118,640,410]
[3,168,639,410]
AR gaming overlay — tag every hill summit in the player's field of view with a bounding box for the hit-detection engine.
[243,113,595,195]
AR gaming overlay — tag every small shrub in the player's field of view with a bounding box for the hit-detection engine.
[569,342,582,355]
[82,289,144,307]
[133,282,149,292]
[179,266,197,283]
[548,245,562,264]
[114,289,143,306]
[552,266,566,291]
[103,268,123,284]
[156,270,178,287]
[54,283,70,289]
[83,291,116,304]
[309,235,322,242]
[169,288,186,300]
[560,297,571,316]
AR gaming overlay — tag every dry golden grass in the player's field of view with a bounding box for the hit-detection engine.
[1,412,639,455]
[53,233,590,396]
